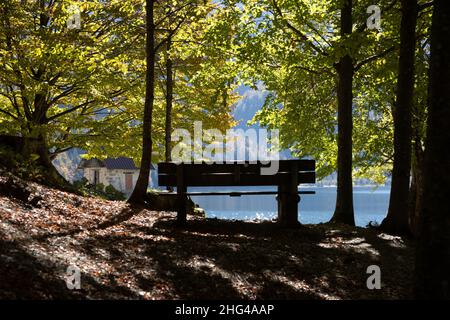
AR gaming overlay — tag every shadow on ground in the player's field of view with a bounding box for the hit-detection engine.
[0,209,415,299]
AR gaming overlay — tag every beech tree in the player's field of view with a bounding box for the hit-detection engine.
[380,0,418,235]
[128,0,156,203]
[0,0,143,183]
[233,0,400,226]
[414,0,450,299]
[129,0,238,203]
[330,0,355,225]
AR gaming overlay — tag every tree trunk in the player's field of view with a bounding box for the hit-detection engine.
[408,134,424,237]
[165,36,174,192]
[414,0,450,299]
[409,56,427,238]
[165,37,173,163]
[20,133,69,191]
[380,0,417,236]
[4,130,69,188]
[128,0,155,204]
[329,0,354,226]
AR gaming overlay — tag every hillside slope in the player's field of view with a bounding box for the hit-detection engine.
[0,170,414,299]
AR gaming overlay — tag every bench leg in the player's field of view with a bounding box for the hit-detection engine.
[177,187,187,225]
[277,184,300,227]
[176,164,187,225]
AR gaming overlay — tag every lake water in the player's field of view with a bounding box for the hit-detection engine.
[189,186,390,227]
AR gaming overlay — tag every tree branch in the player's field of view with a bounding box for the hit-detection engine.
[154,14,188,53]
[47,100,95,122]
[271,0,328,56]
[354,46,396,72]
[293,64,334,76]
[0,107,19,120]
[49,146,74,160]
[49,86,79,106]
[418,1,433,12]
[154,1,195,27]
[0,90,21,118]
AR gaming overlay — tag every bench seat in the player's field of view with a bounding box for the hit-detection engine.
[157,160,316,226]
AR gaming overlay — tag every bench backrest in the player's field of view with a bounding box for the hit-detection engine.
[157,160,315,187]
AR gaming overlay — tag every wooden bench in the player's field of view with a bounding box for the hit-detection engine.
[157,160,316,226]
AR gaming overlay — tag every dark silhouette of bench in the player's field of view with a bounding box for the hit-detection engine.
[157,160,316,226]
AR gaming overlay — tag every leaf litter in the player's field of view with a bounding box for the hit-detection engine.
[0,170,414,299]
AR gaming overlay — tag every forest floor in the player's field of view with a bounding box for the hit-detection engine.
[0,169,415,299]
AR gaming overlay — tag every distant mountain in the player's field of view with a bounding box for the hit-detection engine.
[233,84,268,128]
[52,148,83,183]
[232,85,292,160]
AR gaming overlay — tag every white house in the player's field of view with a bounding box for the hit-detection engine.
[78,157,151,195]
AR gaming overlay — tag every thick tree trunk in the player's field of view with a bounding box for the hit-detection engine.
[414,0,450,299]
[0,133,68,188]
[128,0,155,204]
[409,64,427,238]
[408,135,424,237]
[22,133,66,185]
[380,0,418,236]
[330,0,354,226]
